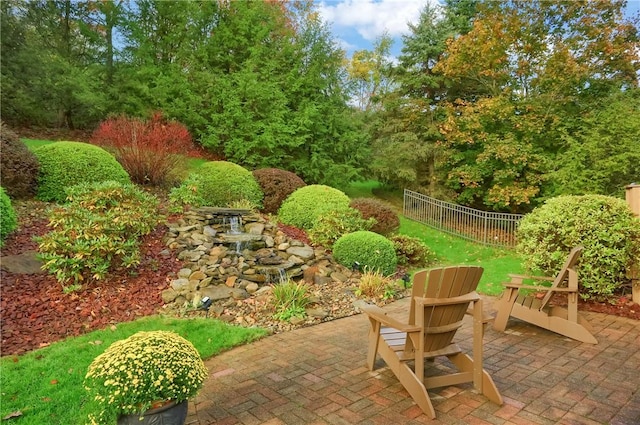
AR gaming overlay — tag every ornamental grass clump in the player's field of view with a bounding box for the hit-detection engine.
[84,331,208,425]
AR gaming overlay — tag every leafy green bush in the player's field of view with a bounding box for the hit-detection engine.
[516,195,640,299]
[36,181,161,291]
[308,208,375,248]
[253,168,306,214]
[332,231,398,276]
[349,198,399,235]
[0,122,39,199]
[390,235,436,267]
[271,280,311,322]
[33,141,130,202]
[170,161,262,210]
[278,185,351,230]
[0,187,18,246]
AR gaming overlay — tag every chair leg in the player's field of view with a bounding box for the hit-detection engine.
[493,289,517,331]
[397,362,436,419]
[366,320,381,371]
[447,353,503,405]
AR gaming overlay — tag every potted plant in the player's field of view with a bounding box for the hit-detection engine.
[84,330,208,425]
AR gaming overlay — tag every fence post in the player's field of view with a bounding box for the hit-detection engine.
[625,184,640,303]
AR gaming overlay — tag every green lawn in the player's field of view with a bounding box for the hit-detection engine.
[21,138,55,150]
[0,316,267,425]
[399,217,524,296]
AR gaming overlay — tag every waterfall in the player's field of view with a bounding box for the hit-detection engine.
[227,216,242,234]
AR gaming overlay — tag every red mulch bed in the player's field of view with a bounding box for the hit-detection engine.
[0,219,181,356]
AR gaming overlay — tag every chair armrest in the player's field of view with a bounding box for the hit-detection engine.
[361,304,421,332]
[414,292,480,307]
[508,274,555,282]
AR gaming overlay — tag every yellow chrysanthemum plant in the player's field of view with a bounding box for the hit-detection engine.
[84,331,208,424]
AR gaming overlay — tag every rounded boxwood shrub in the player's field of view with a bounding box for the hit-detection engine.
[278,185,351,230]
[33,141,130,202]
[332,230,398,275]
[516,195,640,299]
[252,168,306,214]
[0,122,39,199]
[172,161,263,209]
[0,187,18,246]
[349,198,400,235]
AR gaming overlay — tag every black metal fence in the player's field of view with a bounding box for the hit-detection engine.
[403,189,523,248]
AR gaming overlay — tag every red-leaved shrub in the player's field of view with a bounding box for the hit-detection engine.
[349,198,400,235]
[252,168,306,214]
[91,112,197,186]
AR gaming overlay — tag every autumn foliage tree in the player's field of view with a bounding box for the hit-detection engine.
[91,112,197,186]
[435,0,639,211]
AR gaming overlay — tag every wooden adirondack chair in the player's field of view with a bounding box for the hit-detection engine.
[493,246,597,344]
[362,266,503,419]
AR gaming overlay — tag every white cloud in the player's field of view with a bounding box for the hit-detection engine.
[318,0,435,41]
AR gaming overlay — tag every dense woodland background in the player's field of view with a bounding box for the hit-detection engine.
[1,0,639,213]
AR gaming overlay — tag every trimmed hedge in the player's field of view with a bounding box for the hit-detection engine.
[516,195,640,299]
[332,231,398,275]
[171,161,263,209]
[278,185,351,230]
[253,168,306,214]
[0,122,39,199]
[33,141,130,203]
[0,187,18,246]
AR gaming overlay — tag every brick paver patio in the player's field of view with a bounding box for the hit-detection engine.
[186,296,640,424]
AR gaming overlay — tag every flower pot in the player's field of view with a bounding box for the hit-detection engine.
[117,400,188,425]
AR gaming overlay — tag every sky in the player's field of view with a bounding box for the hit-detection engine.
[316,0,640,58]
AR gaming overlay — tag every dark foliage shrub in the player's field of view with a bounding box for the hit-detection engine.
[35,181,161,291]
[0,122,39,199]
[34,141,130,203]
[278,185,351,230]
[0,187,18,246]
[252,168,306,214]
[349,198,400,235]
[332,231,398,275]
[517,195,640,299]
[308,208,375,248]
[170,161,263,209]
[389,235,436,268]
[91,112,197,186]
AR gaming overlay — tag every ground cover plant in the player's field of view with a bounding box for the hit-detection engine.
[0,316,267,425]
[36,181,161,291]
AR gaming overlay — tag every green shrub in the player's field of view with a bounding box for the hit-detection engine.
[253,168,306,214]
[332,231,398,275]
[390,235,436,267]
[35,181,161,291]
[33,141,130,202]
[308,208,375,248]
[170,161,262,210]
[271,280,311,322]
[349,198,399,235]
[516,195,640,299]
[0,187,18,246]
[0,122,39,199]
[278,185,351,230]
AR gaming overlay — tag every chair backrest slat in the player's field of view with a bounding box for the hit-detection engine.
[539,246,583,309]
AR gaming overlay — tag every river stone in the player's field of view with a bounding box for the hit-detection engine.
[203,226,217,237]
[246,283,259,294]
[201,285,233,301]
[175,225,198,232]
[246,222,265,235]
[189,270,207,281]
[331,271,349,283]
[306,308,328,319]
[178,268,192,278]
[161,288,179,303]
[286,245,314,260]
[264,235,274,248]
[170,278,189,291]
[277,242,290,251]
[288,255,305,265]
[0,251,44,274]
